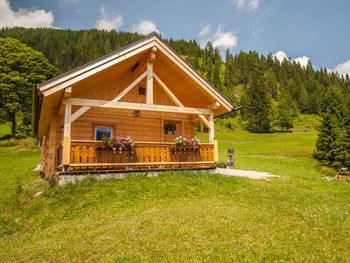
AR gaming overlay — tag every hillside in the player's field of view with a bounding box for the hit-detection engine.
[1,27,349,115]
[1,128,350,262]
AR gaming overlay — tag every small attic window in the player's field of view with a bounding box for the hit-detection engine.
[138,87,146,95]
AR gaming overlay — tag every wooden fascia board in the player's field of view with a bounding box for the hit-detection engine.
[63,98,213,115]
[154,40,233,112]
[40,39,157,97]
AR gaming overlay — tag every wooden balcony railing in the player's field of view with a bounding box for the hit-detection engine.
[58,140,215,172]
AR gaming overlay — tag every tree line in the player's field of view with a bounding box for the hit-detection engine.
[0,27,349,168]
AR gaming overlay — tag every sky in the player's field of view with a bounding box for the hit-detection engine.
[1,0,350,75]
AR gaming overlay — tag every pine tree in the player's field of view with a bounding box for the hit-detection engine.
[241,74,272,133]
[314,88,347,168]
[276,97,295,131]
[314,112,340,167]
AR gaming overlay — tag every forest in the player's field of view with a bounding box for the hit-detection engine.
[0,27,349,169]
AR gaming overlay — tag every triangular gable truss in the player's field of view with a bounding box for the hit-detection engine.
[38,33,233,112]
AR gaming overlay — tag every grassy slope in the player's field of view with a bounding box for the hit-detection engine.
[0,124,10,137]
[0,130,350,262]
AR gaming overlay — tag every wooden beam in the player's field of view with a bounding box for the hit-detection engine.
[64,87,72,97]
[47,117,57,176]
[200,122,204,142]
[154,73,210,128]
[41,41,156,96]
[67,72,147,123]
[62,104,71,167]
[154,73,182,106]
[149,46,157,62]
[70,106,90,123]
[208,114,214,143]
[199,115,210,129]
[146,61,153,104]
[154,41,233,112]
[64,104,71,136]
[208,101,220,110]
[111,71,147,103]
[161,118,164,142]
[63,98,213,115]
[181,120,185,137]
[214,140,219,162]
[58,104,64,116]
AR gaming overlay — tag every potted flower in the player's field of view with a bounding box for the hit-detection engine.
[175,136,188,147]
[189,137,201,150]
[101,134,135,153]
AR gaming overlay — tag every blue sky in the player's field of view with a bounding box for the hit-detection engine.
[2,0,350,75]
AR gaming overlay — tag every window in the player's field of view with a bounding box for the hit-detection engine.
[95,126,113,140]
[138,87,146,95]
[164,123,177,135]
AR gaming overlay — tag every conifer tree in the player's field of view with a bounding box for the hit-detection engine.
[314,88,346,168]
[314,112,340,167]
[275,97,295,131]
[241,74,272,132]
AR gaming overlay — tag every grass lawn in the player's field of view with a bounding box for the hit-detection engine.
[0,124,11,138]
[0,129,350,262]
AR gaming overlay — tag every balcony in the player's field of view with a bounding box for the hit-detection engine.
[57,140,215,173]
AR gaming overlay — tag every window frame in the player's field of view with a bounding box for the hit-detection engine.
[94,125,113,140]
[163,122,178,136]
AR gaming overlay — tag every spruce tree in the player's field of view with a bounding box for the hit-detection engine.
[241,74,272,133]
[314,88,347,168]
[314,112,340,167]
[276,97,295,131]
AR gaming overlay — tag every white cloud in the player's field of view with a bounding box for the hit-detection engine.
[132,20,159,35]
[0,0,54,28]
[231,0,260,11]
[334,59,350,76]
[273,51,310,68]
[96,7,123,31]
[198,25,238,50]
[212,27,238,49]
[198,25,211,37]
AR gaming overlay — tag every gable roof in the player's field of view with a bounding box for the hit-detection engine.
[36,32,234,136]
[38,32,233,111]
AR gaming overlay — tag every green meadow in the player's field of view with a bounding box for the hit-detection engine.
[0,124,349,262]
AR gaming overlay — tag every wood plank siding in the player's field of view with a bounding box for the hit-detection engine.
[37,33,233,177]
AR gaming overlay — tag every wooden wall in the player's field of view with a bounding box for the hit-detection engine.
[70,107,195,142]
[40,49,217,177]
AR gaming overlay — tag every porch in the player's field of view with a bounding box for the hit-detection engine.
[57,140,216,173]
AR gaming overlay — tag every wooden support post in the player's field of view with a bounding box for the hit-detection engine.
[181,120,185,137]
[200,122,204,142]
[47,118,57,176]
[62,104,71,168]
[146,61,153,104]
[214,140,219,162]
[161,118,164,142]
[146,47,157,105]
[208,114,214,143]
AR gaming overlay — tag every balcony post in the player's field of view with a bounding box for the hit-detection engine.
[62,104,71,170]
[208,114,214,143]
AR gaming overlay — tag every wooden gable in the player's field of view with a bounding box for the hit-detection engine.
[37,32,233,137]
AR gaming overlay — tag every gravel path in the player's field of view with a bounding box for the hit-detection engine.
[214,168,279,180]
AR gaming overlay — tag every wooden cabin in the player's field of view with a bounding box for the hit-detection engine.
[36,32,233,177]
